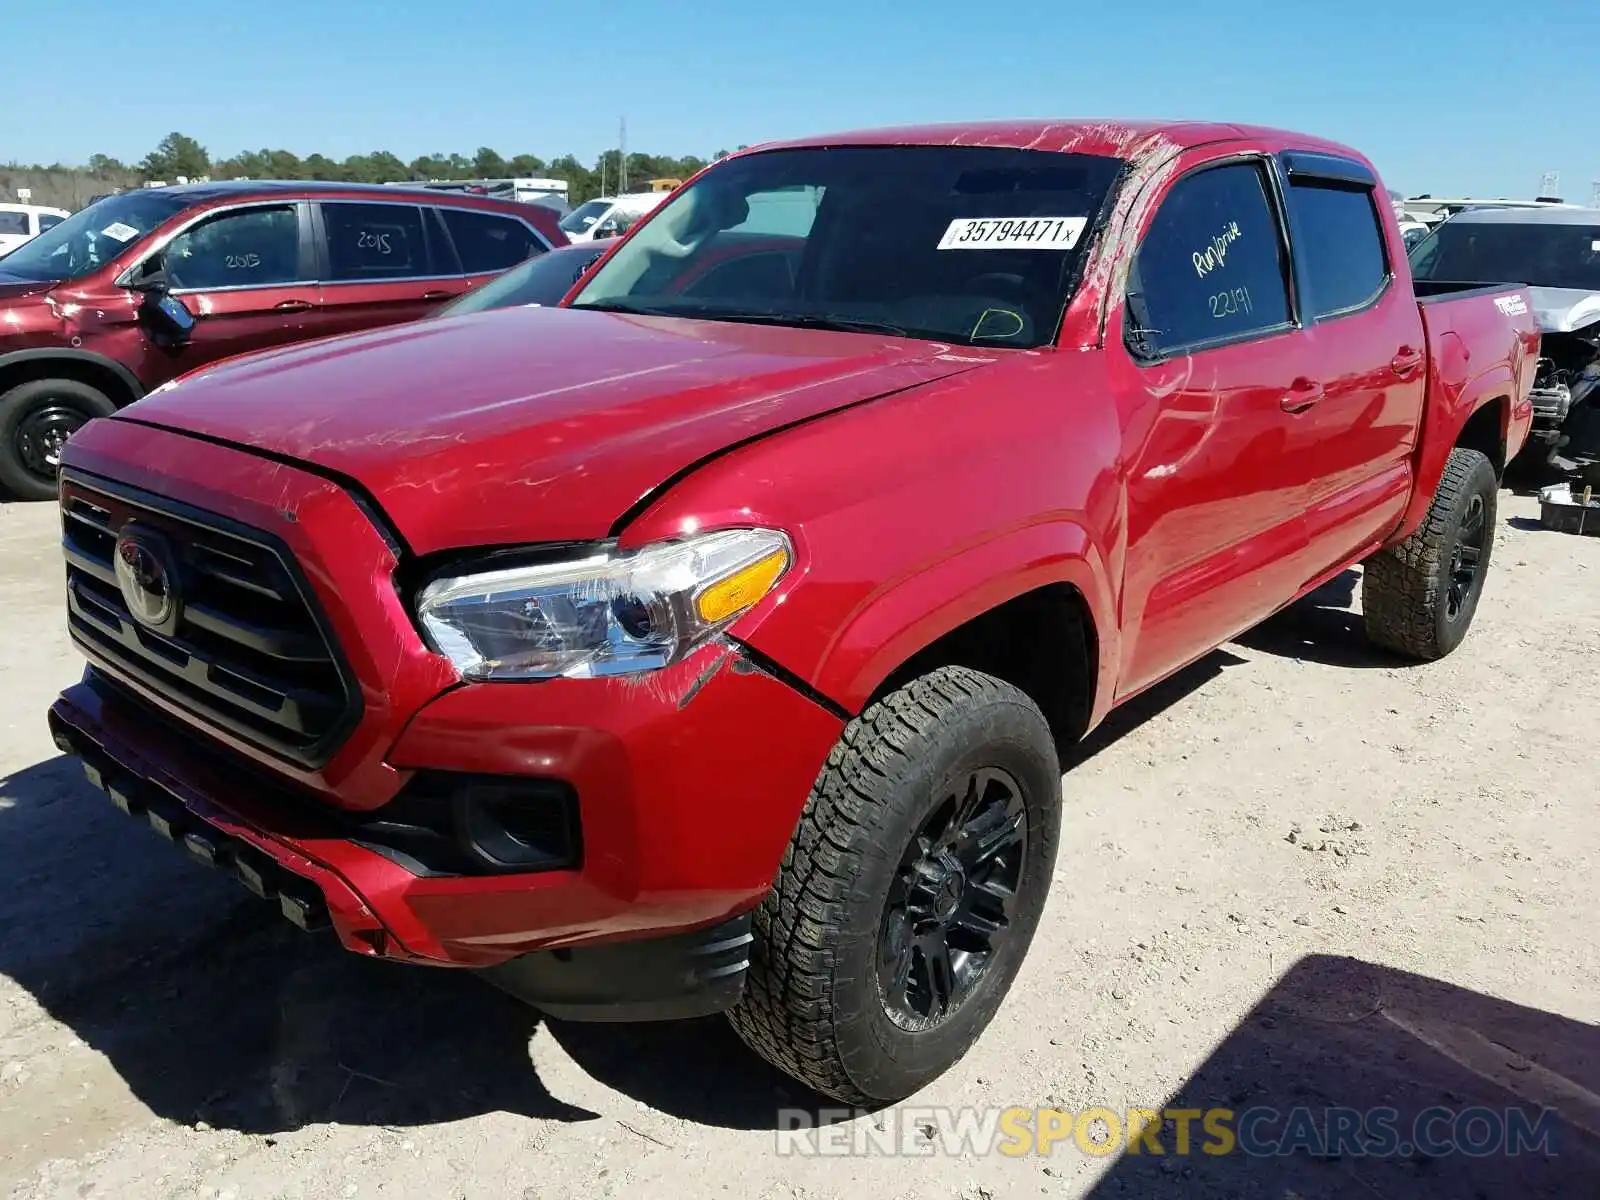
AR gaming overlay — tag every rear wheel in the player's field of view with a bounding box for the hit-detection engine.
[1363,446,1498,660]
[0,379,116,501]
[727,666,1061,1105]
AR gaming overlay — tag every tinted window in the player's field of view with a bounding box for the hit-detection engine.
[322,203,433,281]
[165,206,303,290]
[1131,162,1290,354]
[1287,180,1388,317]
[439,208,544,274]
[437,243,608,316]
[0,212,26,235]
[680,251,797,301]
[38,213,64,232]
[1409,218,1600,292]
[572,145,1124,349]
[729,187,823,237]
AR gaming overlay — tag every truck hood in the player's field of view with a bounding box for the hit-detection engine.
[0,273,55,302]
[120,305,989,553]
[1527,287,1600,335]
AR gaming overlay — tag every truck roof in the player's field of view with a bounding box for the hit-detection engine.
[1442,205,1600,226]
[752,118,1363,165]
[143,179,521,203]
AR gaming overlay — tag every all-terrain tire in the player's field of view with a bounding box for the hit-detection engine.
[1363,446,1498,661]
[0,378,117,501]
[727,666,1062,1106]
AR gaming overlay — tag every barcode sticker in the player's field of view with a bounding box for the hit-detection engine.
[937,216,1087,251]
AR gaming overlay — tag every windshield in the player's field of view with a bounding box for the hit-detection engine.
[0,191,188,282]
[568,145,1124,348]
[560,200,612,234]
[1409,217,1600,291]
[436,244,608,317]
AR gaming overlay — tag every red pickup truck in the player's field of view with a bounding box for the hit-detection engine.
[48,119,1536,1106]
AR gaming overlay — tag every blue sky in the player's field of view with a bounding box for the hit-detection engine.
[13,0,1599,200]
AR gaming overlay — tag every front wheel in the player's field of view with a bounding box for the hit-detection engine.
[727,666,1061,1105]
[1363,446,1498,661]
[0,379,117,501]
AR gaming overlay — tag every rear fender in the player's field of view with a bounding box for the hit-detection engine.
[1393,334,1514,542]
[792,519,1119,727]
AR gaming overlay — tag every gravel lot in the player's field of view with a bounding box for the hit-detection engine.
[2,489,1598,1199]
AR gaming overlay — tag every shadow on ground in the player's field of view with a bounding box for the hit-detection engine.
[1086,954,1600,1199]
[0,643,1249,1138]
[1229,569,1412,669]
[0,754,815,1134]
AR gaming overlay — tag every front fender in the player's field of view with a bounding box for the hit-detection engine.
[744,518,1118,726]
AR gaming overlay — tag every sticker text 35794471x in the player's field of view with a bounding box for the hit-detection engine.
[938,216,1087,251]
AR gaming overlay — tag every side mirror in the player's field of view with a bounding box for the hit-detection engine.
[139,291,196,348]
[126,253,169,294]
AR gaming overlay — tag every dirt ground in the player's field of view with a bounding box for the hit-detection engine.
[2,489,1598,1200]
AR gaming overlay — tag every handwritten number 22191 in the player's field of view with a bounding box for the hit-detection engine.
[1210,286,1252,319]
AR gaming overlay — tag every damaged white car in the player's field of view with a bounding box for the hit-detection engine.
[1409,205,1600,475]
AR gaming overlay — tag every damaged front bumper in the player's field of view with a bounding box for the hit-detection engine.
[47,633,843,1018]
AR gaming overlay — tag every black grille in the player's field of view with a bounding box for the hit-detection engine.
[60,470,360,767]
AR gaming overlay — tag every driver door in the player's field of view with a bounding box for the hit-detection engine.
[148,202,320,381]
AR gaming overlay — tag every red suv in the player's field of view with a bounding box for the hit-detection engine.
[0,181,566,499]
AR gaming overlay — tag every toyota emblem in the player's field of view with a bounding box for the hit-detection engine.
[113,526,182,632]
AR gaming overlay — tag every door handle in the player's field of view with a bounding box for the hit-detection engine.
[1391,346,1425,379]
[275,299,313,312]
[1281,377,1324,414]
[422,289,461,301]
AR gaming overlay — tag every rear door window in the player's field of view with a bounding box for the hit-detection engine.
[1129,161,1292,355]
[679,251,798,302]
[729,187,824,237]
[438,208,544,274]
[0,212,28,235]
[1285,180,1389,318]
[321,203,436,281]
[164,205,304,291]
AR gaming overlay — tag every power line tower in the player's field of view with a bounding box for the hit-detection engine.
[619,117,628,194]
[1591,180,1600,208]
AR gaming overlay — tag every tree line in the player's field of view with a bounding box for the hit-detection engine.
[4,131,741,211]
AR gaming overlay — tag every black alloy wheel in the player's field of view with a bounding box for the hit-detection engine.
[1446,492,1487,622]
[878,766,1027,1029]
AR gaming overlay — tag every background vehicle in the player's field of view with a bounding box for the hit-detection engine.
[432,240,609,316]
[0,181,565,499]
[559,191,669,242]
[48,120,1534,1108]
[393,177,571,210]
[1409,204,1600,468]
[0,204,71,256]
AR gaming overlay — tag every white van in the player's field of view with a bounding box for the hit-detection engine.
[559,192,669,243]
[0,203,71,256]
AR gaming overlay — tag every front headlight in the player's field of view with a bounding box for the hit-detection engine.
[415,528,793,681]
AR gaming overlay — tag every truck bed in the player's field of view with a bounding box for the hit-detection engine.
[1413,279,1530,304]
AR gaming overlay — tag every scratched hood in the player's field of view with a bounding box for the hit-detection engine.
[120,305,985,553]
